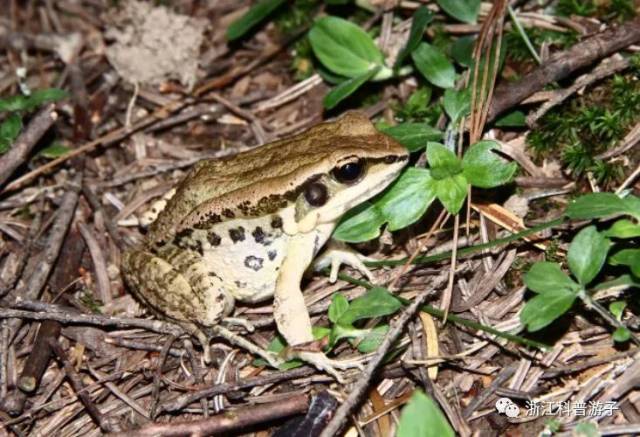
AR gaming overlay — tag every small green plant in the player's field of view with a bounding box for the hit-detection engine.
[334,137,517,242]
[0,88,67,154]
[397,390,455,437]
[520,193,640,341]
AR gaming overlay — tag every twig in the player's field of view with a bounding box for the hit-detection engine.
[318,285,437,437]
[115,393,309,437]
[0,104,58,188]
[48,338,113,432]
[149,335,176,419]
[17,321,61,393]
[462,363,516,418]
[81,185,129,250]
[160,367,316,413]
[1,306,183,337]
[77,222,112,305]
[527,55,630,127]
[488,16,640,122]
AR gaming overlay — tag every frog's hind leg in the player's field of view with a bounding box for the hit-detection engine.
[122,248,281,367]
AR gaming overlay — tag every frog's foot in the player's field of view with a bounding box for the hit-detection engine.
[313,240,376,283]
[212,325,283,369]
[222,317,255,333]
[288,351,363,383]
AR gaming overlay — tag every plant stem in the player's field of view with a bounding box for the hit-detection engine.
[579,290,640,346]
[508,6,542,65]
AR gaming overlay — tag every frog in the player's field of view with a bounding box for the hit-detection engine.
[121,111,408,381]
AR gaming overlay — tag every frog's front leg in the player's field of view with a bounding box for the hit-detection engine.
[274,233,362,382]
[313,240,376,283]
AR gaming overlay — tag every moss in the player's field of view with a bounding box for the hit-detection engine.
[556,0,635,21]
[527,70,640,187]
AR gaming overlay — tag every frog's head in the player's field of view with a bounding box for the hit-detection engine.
[293,111,409,230]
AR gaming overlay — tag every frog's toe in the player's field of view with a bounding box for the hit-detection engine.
[314,244,376,283]
[294,351,362,383]
[222,317,255,333]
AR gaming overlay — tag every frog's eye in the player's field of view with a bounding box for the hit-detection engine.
[304,182,328,206]
[332,159,365,184]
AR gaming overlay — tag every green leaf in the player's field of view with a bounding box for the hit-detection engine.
[0,113,22,153]
[609,301,626,320]
[376,167,436,231]
[254,327,331,369]
[380,123,442,152]
[443,88,470,124]
[38,142,71,159]
[495,111,527,127]
[333,201,385,243]
[524,262,580,295]
[520,288,577,331]
[462,140,517,188]
[0,88,68,113]
[397,391,455,437]
[609,248,640,276]
[324,67,379,109]
[427,142,463,179]
[328,293,350,323]
[309,16,384,78]
[565,193,630,220]
[356,324,389,353]
[338,287,402,325]
[613,327,631,343]
[604,219,640,239]
[436,0,481,24]
[433,173,467,214]
[411,43,456,89]
[567,226,610,286]
[451,36,475,67]
[394,6,433,69]
[226,0,286,41]
[573,422,601,437]
[592,274,640,292]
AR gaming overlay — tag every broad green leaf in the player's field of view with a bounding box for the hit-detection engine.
[567,226,610,285]
[433,173,467,214]
[394,6,433,69]
[495,111,526,127]
[520,288,577,331]
[436,0,481,24]
[324,67,379,109]
[624,195,640,218]
[226,0,286,40]
[38,142,71,159]
[451,35,475,67]
[333,201,385,242]
[592,274,640,291]
[309,16,384,78]
[604,219,640,239]
[380,123,442,152]
[397,391,455,437]
[427,142,462,179]
[411,43,456,89]
[0,113,22,153]
[524,262,579,294]
[462,140,517,188]
[338,287,402,325]
[565,193,629,220]
[328,293,350,323]
[609,248,640,277]
[443,88,470,124]
[0,88,68,112]
[356,324,389,353]
[613,327,631,343]
[377,167,436,231]
[317,65,349,84]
